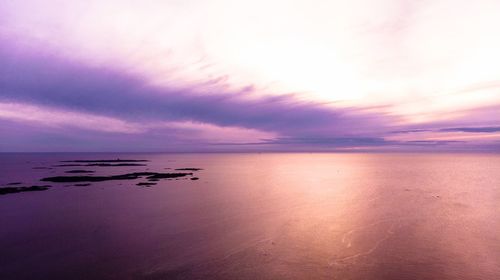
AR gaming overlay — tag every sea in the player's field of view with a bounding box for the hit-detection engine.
[1,153,499,279]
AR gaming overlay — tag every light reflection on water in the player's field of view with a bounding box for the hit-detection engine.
[0,153,499,279]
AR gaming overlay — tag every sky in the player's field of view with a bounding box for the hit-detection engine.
[1,0,500,152]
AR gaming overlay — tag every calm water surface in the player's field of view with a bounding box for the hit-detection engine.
[1,153,499,279]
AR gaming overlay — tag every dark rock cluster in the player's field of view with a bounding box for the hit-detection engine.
[1,159,203,196]
[0,185,51,195]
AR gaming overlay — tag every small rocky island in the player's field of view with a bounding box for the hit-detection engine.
[0,185,52,195]
[0,159,203,196]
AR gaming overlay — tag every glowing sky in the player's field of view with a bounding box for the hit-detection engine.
[1,0,499,151]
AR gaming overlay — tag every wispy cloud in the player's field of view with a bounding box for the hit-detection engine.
[0,102,144,134]
[439,127,500,133]
[0,41,396,150]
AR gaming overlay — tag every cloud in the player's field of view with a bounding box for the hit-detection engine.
[390,129,432,134]
[439,127,500,133]
[402,140,464,145]
[0,102,144,134]
[224,137,389,147]
[390,126,500,134]
[0,40,396,148]
[1,31,499,152]
[210,136,468,152]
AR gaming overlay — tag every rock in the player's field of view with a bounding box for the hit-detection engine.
[41,172,193,183]
[146,173,194,180]
[55,163,147,167]
[175,168,203,171]
[60,159,149,163]
[85,163,147,166]
[0,185,51,195]
[136,182,157,186]
[65,170,95,174]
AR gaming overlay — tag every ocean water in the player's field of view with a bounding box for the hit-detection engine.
[1,153,499,280]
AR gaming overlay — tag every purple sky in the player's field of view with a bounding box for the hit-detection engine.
[1,0,500,152]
